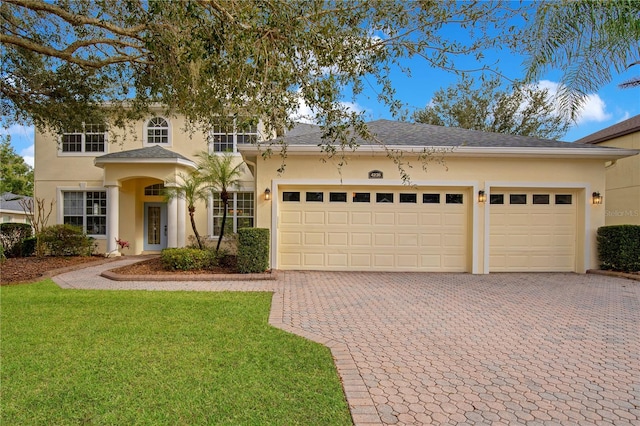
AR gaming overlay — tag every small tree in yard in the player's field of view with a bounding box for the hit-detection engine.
[19,197,53,257]
[163,172,209,250]
[197,152,244,252]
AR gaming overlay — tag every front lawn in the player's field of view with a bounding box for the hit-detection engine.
[0,281,352,425]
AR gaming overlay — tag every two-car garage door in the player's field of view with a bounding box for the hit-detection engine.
[278,186,469,271]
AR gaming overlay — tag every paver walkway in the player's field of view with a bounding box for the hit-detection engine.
[54,261,640,425]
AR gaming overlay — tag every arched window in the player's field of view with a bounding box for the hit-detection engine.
[146,117,170,145]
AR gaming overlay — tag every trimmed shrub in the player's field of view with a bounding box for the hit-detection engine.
[237,228,269,273]
[597,225,640,272]
[0,223,33,258]
[161,248,218,271]
[21,237,37,257]
[39,224,94,256]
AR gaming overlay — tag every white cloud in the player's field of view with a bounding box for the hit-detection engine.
[290,90,365,124]
[616,111,631,123]
[20,145,35,168]
[535,80,611,124]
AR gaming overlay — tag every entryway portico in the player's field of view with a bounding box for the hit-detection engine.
[94,146,197,255]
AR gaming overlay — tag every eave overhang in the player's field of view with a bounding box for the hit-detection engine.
[94,157,197,169]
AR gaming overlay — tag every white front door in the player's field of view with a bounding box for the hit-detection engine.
[144,203,168,251]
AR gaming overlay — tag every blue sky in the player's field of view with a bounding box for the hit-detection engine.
[4,8,639,168]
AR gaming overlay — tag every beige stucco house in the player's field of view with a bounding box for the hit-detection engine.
[34,115,637,274]
[575,114,640,225]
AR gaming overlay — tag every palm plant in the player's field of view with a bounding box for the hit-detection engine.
[197,151,244,252]
[163,171,208,250]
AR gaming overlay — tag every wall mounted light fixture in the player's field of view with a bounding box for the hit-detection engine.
[264,188,271,201]
[478,190,487,203]
[592,191,603,205]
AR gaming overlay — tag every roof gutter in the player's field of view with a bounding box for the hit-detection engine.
[94,157,197,169]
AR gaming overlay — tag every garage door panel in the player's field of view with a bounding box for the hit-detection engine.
[279,186,469,271]
[490,190,576,272]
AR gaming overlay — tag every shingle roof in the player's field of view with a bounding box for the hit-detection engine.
[96,145,192,161]
[0,192,32,213]
[574,114,640,145]
[276,119,600,149]
[286,122,322,137]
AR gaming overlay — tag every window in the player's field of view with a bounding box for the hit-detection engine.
[533,194,550,204]
[282,192,300,202]
[353,192,370,203]
[210,118,258,153]
[376,193,394,203]
[330,192,347,202]
[144,184,165,196]
[423,193,440,204]
[146,117,170,145]
[62,191,107,235]
[306,192,324,202]
[61,123,107,153]
[555,194,573,205]
[212,192,254,236]
[446,194,463,204]
[490,194,504,204]
[399,193,417,203]
[510,194,527,205]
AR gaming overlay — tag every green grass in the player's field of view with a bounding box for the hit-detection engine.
[0,281,352,425]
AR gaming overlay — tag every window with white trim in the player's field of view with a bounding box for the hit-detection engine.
[146,117,170,145]
[210,118,258,153]
[211,192,254,236]
[61,123,107,153]
[62,191,107,235]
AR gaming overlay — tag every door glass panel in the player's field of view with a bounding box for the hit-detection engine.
[147,206,161,244]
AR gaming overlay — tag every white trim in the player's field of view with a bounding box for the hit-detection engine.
[483,181,591,274]
[94,157,197,169]
[56,186,109,239]
[143,116,172,147]
[239,144,638,160]
[270,178,480,273]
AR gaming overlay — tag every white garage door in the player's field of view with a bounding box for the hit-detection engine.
[490,190,577,272]
[278,186,469,271]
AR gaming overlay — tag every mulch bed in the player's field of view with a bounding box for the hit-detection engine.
[1,256,113,285]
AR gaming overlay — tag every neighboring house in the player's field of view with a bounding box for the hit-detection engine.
[575,114,640,225]
[34,116,637,273]
[0,192,32,225]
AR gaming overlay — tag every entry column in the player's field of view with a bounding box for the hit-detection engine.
[106,184,120,256]
[167,196,178,248]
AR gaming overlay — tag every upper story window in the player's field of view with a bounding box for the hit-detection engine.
[210,118,258,153]
[61,123,107,154]
[145,117,171,145]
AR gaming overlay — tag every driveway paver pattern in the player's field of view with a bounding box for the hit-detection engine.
[54,263,640,425]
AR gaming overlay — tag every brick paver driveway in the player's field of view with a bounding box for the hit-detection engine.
[272,271,640,425]
[55,263,640,425]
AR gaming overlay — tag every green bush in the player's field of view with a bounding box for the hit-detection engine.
[21,237,37,257]
[597,225,640,273]
[39,224,94,256]
[237,228,269,274]
[160,248,218,271]
[0,223,33,258]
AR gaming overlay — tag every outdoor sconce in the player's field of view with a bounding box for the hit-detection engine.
[478,190,487,203]
[264,188,271,201]
[592,191,603,205]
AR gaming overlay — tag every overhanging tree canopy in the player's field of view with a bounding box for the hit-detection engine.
[1,0,520,145]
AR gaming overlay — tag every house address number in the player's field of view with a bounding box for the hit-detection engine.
[368,170,383,179]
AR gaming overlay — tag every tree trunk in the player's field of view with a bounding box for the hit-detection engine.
[189,207,203,249]
[216,201,228,252]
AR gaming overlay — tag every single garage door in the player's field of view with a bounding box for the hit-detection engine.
[278,186,469,271]
[489,190,577,272]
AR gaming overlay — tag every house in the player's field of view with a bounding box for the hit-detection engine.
[0,192,32,225]
[575,114,640,225]
[34,115,637,273]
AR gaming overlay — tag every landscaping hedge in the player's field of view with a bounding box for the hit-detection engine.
[596,225,640,273]
[39,224,94,256]
[161,248,218,271]
[0,223,33,258]
[237,228,269,273]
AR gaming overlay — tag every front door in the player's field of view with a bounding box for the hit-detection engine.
[144,203,167,251]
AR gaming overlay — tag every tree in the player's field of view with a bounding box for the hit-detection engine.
[1,0,522,145]
[163,171,208,250]
[197,153,244,252]
[0,138,33,196]
[524,0,640,119]
[413,76,570,140]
